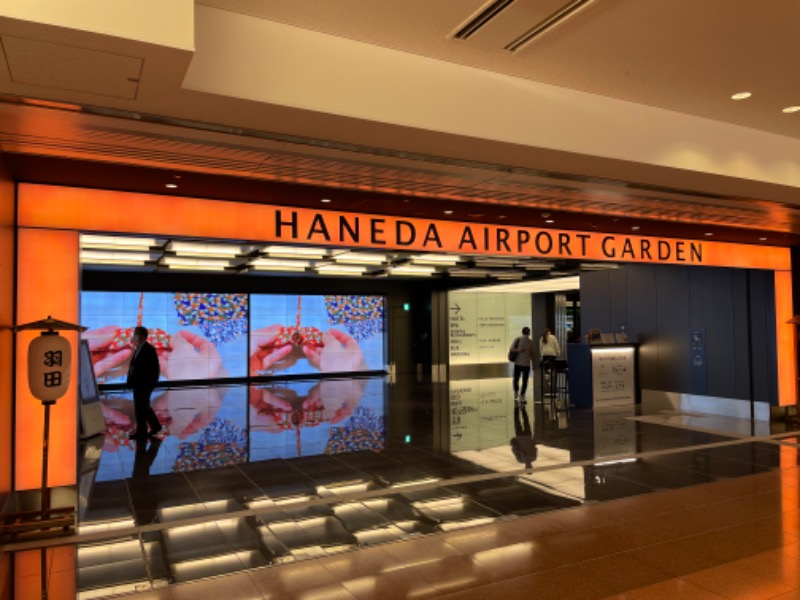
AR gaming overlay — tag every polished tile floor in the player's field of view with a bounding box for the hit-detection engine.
[2,375,799,599]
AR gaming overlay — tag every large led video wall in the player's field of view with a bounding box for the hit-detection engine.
[80,291,386,384]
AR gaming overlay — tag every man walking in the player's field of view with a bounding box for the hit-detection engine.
[126,326,162,439]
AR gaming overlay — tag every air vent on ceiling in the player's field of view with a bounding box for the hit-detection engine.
[505,0,593,51]
[454,0,516,39]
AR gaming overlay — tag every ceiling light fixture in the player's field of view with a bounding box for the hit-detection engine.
[162,257,231,270]
[165,183,178,189]
[782,106,800,114]
[759,237,768,241]
[333,252,386,265]
[410,254,460,265]
[316,264,366,275]
[731,92,752,100]
[474,258,518,267]
[169,241,242,257]
[519,262,553,271]
[545,219,555,224]
[631,226,640,231]
[449,269,489,277]
[704,232,714,237]
[458,275,580,294]
[248,258,311,272]
[80,234,159,250]
[321,198,332,203]
[79,251,152,265]
[263,246,327,259]
[444,210,453,215]
[389,265,436,276]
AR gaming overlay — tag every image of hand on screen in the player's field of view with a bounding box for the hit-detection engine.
[100,401,132,452]
[303,329,367,373]
[303,378,367,424]
[163,330,227,380]
[248,385,296,432]
[152,387,225,440]
[249,324,299,375]
[84,325,133,376]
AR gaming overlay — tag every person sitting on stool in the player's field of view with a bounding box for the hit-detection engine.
[127,326,162,440]
[539,327,560,394]
[510,326,535,404]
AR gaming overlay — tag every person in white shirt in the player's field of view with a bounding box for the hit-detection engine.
[539,328,560,394]
[540,328,560,361]
[509,327,536,403]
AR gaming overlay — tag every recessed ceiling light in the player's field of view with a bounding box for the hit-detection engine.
[174,175,182,179]
[704,232,714,236]
[498,215,507,219]
[444,210,453,215]
[782,106,800,114]
[545,219,554,224]
[631,226,640,231]
[759,237,768,241]
[321,198,332,203]
[731,92,752,100]
[165,183,178,189]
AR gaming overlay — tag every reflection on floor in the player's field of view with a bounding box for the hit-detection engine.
[2,375,799,599]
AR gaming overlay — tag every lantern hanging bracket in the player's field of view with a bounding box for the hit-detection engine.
[13,315,87,333]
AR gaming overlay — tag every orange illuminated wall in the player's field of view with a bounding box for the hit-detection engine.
[14,183,797,488]
[15,229,79,490]
[0,160,13,502]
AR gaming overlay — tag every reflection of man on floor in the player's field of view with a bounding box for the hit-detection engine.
[510,404,537,469]
[132,437,162,479]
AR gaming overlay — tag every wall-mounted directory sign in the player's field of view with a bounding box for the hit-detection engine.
[448,292,530,365]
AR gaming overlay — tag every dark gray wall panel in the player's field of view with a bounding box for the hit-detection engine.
[654,266,691,391]
[749,271,777,404]
[688,268,736,397]
[625,265,658,388]
[732,270,751,400]
[608,268,627,333]
[574,263,779,404]
[579,271,612,336]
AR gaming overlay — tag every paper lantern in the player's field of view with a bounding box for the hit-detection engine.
[28,333,71,402]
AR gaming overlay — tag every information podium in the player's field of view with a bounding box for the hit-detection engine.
[567,343,638,408]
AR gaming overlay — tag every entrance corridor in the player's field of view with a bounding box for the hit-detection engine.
[2,376,799,599]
